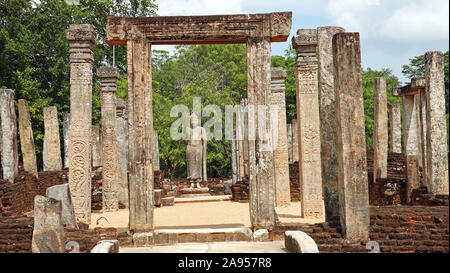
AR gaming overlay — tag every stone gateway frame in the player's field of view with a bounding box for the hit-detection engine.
[105,12,292,231]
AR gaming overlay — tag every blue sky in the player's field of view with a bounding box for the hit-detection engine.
[153,0,449,84]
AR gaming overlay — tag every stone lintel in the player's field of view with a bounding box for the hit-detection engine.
[411,77,426,92]
[106,12,292,45]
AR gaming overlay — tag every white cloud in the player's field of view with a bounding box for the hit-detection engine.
[326,0,380,33]
[380,0,449,40]
[156,0,243,16]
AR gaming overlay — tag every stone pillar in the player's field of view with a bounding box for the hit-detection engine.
[0,89,18,181]
[43,106,62,171]
[388,104,402,153]
[63,113,71,169]
[332,32,369,243]
[317,26,345,220]
[271,67,291,207]
[153,130,160,171]
[116,99,129,208]
[287,123,293,164]
[91,125,101,168]
[98,66,119,212]
[127,26,154,231]
[231,130,238,184]
[66,24,96,224]
[401,94,420,201]
[292,29,325,220]
[0,116,2,180]
[411,77,427,188]
[418,87,428,188]
[424,51,449,195]
[18,99,38,178]
[237,98,247,180]
[373,77,388,182]
[247,35,275,229]
[291,119,299,163]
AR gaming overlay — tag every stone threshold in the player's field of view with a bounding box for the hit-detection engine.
[133,227,262,246]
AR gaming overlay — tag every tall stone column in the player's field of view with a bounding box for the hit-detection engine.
[333,32,369,244]
[291,119,299,163]
[247,35,275,229]
[424,51,449,195]
[231,130,238,184]
[417,84,429,188]
[18,99,38,178]
[116,99,129,208]
[0,89,18,181]
[271,67,291,207]
[43,106,62,171]
[91,125,101,168]
[237,98,247,180]
[292,29,325,220]
[98,66,119,212]
[373,77,388,182]
[66,24,96,224]
[127,26,154,231]
[153,130,160,171]
[63,113,71,169]
[317,26,345,220]
[411,77,427,188]
[388,104,402,153]
[287,123,293,164]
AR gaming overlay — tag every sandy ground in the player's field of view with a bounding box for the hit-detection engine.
[90,200,321,229]
[120,241,287,253]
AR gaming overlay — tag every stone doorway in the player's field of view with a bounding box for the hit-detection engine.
[105,12,292,232]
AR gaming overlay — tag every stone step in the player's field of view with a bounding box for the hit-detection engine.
[174,195,232,203]
[133,227,254,246]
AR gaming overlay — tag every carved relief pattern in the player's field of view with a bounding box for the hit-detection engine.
[297,66,318,94]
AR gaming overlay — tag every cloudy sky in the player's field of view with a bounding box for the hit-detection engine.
[153,0,449,83]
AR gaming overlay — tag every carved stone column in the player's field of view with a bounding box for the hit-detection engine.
[271,67,290,207]
[98,66,119,212]
[91,125,102,168]
[247,34,275,229]
[373,77,388,182]
[287,123,293,164]
[332,32,369,244]
[424,51,449,195]
[18,99,38,178]
[0,89,18,181]
[388,104,402,153]
[291,118,299,163]
[66,24,96,224]
[317,26,345,220]
[292,29,325,220]
[43,106,62,171]
[127,26,154,231]
[116,99,129,208]
[153,130,160,171]
[63,113,71,169]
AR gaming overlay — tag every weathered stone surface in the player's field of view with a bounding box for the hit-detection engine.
[127,27,154,231]
[317,26,345,220]
[43,106,62,171]
[252,229,269,242]
[63,113,71,169]
[287,123,293,164]
[418,89,428,188]
[373,77,388,182]
[106,12,292,45]
[284,231,319,253]
[46,183,78,229]
[0,89,18,181]
[332,32,369,244]
[424,51,449,195]
[247,35,275,230]
[153,130,160,171]
[91,240,119,253]
[291,119,299,163]
[231,130,238,184]
[31,196,65,253]
[154,189,162,207]
[236,100,245,180]
[388,104,402,153]
[406,155,420,203]
[161,197,174,206]
[292,29,325,220]
[402,95,419,156]
[133,232,154,247]
[116,98,128,208]
[67,24,96,225]
[271,67,290,207]
[99,66,119,212]
[91,125,102,168]
[18,99,38,178]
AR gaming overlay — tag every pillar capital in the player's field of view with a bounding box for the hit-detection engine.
[66,24,96,64]
[98,66,119,80]
[292,29,317,66]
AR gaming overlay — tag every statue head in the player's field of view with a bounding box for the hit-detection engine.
[190,113,199,128]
